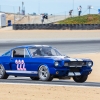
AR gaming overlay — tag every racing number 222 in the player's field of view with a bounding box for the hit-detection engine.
[15,60,26,71]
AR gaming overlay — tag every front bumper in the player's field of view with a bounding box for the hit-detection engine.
[49,66,92,77]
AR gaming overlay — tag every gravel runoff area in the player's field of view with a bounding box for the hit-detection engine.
[0,53,100,100]
[0,84,100,100]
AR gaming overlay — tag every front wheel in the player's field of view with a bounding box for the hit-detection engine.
[73,75,88,83]
[0,64,8,79]
[38,65,53,81]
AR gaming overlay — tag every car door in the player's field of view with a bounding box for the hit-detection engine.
[9,48,31,76]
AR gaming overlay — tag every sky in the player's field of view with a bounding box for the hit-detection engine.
[0,0,100,15]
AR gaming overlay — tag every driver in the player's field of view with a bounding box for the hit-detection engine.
[41,47,53,56]
[33,48,42,56]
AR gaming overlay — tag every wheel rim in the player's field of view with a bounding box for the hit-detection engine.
[0,65,4,77]
[39,66,48,79]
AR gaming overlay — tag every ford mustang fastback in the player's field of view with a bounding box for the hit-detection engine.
[0,45,93,83]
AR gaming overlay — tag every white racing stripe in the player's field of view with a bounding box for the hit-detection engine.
[6,70,38,74]
[68,72,74,76]
[76,58,83,61]
[67,58,77,61]
[68,72,81,76]
[74,72,81,76]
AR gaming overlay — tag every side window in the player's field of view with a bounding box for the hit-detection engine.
[13,48,24,58]
[12,48,30,58]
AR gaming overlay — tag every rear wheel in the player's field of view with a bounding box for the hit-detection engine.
[0,64,8,79]
[30,77,39,80]
[73,75,88,83]
[38,65,53,81]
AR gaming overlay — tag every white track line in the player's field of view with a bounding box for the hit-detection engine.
[0,82,100,88]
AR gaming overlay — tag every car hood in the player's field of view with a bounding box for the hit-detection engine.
[42,56,92,62]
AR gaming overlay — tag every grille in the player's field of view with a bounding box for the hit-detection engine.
[68,61,86,66]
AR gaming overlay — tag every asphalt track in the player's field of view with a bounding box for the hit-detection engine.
[0,40,100,87]
[0,39,100,55]
[0,77,100,87]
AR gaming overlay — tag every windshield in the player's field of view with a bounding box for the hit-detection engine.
[29,46,62,57]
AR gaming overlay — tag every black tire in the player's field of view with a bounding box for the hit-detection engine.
[0,64,8,79]
[38,65,53,81]
[30,77,39,80]
[73,75,88,83]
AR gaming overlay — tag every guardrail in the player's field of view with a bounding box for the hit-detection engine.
[13,24,100,30]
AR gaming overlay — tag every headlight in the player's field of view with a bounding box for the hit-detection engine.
[87,62,93,67]
[54,62,59,67]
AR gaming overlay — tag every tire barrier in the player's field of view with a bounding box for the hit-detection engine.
[13,24,100,30]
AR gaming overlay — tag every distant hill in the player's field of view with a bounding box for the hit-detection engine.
[58,14,100,24]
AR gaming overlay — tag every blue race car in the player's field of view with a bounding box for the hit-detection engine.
[0,45,93,83]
